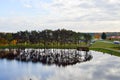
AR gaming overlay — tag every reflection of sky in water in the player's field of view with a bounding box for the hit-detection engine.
[0,51,120,80]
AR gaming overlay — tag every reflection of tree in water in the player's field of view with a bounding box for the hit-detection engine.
[0,49,93,67]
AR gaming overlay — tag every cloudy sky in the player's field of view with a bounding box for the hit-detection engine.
[0,0,120,32]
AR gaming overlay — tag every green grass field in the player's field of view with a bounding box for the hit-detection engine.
[90,48,120,57]
[90,40,120,55]
[90,41,119,48]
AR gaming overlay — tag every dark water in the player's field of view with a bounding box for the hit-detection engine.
[0,50,120,80]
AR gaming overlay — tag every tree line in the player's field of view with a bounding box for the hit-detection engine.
[0,29,92,46]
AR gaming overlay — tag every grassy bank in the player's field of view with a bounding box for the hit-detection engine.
[90,41,120,56]
[90,41,119,48]
[90,48,120,57]
[0,41,120,56]
[0,43,86,49]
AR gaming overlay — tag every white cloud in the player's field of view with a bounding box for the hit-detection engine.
[108,0,120,4]
[28,0,120,21]
[23,4,32,8]
[0,0,120,32]
[0,17,120,32]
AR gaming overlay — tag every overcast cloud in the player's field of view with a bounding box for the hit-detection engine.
[0,0,120,32]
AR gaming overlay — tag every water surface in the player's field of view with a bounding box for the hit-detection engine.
[0,51,120,80]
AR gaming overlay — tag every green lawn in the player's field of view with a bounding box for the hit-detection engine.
[90,40,120,56]
[90,41,119,48]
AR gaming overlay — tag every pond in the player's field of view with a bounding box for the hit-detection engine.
[0,49,120,80]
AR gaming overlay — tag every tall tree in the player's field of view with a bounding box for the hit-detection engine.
[101,32,107,40]
[83,33,92,46]
[5,33,13,44]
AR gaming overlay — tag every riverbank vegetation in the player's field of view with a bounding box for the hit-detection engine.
[0,43,86,49]
[0,29,120,55]
[0,29,91,48]
[90,48,120,57]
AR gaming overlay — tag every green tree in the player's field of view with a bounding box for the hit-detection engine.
[83,33,92,46]
[5,33,13,44]
[101,32,107,40]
